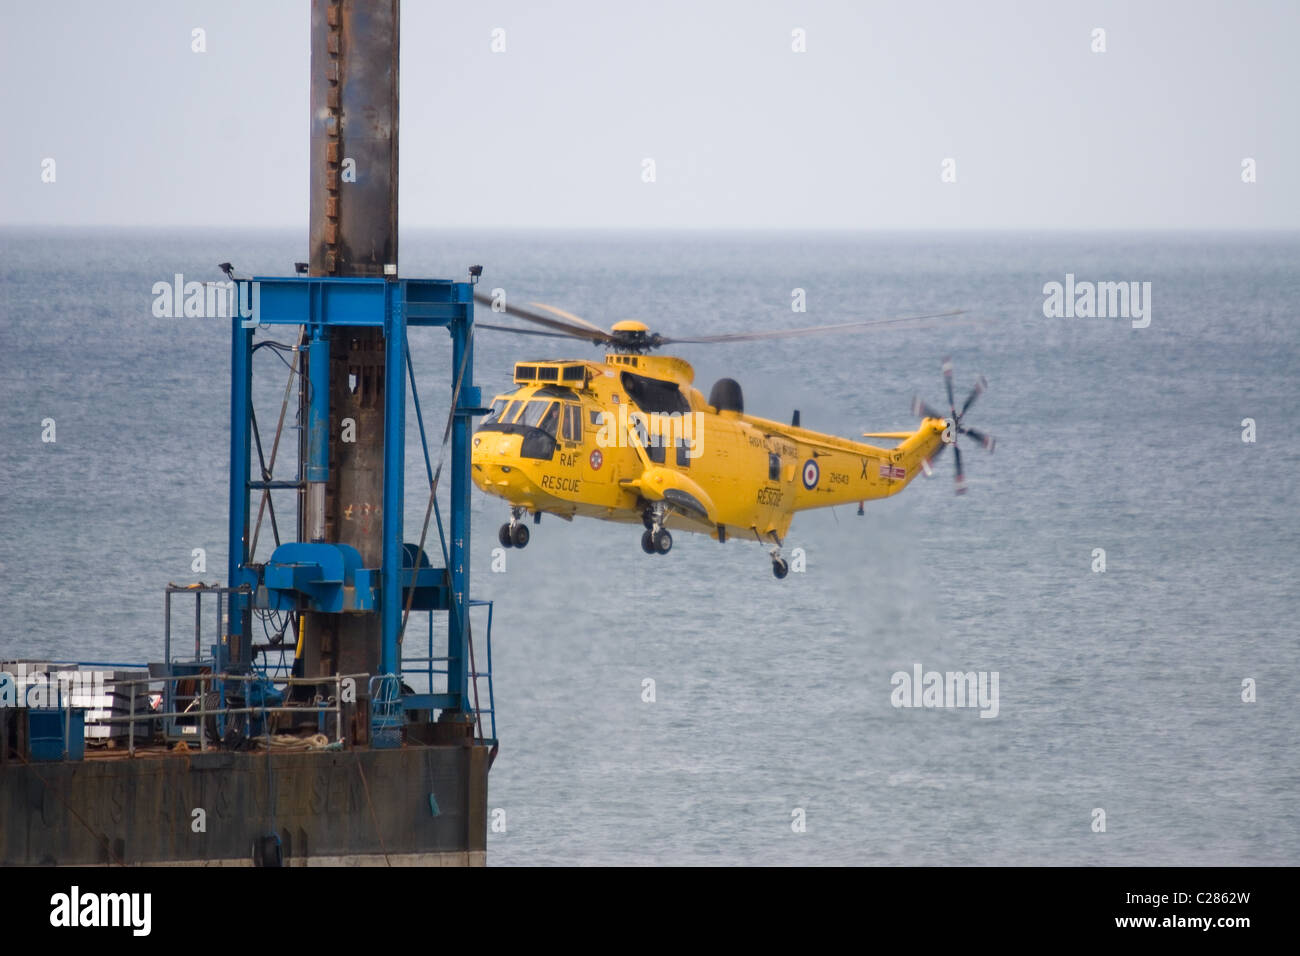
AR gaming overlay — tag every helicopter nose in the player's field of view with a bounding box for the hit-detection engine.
[470,433,527,486]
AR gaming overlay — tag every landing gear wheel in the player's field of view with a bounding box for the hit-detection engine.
[510,523,530,548]
[653,528,673,554]
[772,557,789,579]
[641,530,656,554]
[498,524,514,548]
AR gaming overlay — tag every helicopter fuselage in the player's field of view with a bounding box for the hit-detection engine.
[471,352,949,547]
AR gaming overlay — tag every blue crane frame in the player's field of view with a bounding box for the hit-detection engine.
[226,275,481,718]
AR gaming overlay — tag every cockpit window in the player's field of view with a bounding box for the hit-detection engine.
[517,400,558,432]
[502,400,524,423]
[482,398,508,425]
[538,402,561,437]
[562,404,582,442]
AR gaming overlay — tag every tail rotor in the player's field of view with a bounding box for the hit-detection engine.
[914,357,995,495]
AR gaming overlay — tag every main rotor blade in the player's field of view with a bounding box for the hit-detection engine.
[942,357,956,415]
[660,310,966,345]
[912,396,947,420]
[473,292,612,344]
[475,321,585,341]
[953,443,966,495]
[959,425,996,452]
[959,376,987,418]
[527,301,611,335]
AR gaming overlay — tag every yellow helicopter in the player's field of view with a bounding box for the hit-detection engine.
[470,294,994,578]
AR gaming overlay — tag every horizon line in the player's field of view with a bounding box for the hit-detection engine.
[3,223,1298,235]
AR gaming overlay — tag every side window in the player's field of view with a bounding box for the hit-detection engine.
[589,409,602,426]
[537,402,561,437]
[768,453,780,481]
[562,404,582,442]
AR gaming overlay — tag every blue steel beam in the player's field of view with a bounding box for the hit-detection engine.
[380,289,406,678]
[446,306,474,711]
[250,276,468,328]
[305,332,330,484]
[227,304,255,668]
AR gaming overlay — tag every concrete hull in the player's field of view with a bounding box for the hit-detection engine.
[1,745,490,867]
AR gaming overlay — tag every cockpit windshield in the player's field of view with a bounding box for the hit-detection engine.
[516,400,559,434]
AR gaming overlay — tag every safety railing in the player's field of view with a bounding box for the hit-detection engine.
[80,671,369,756]
[164,583,247,664]
[398,598,496,744]
[6,657,498,761]
[368,674,403,748]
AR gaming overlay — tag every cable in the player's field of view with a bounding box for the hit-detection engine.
[259,733,332,751]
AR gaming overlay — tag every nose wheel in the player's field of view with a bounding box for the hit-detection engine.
[498,508,530,548]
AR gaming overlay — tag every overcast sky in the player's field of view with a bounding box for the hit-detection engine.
[1,0,1296,230]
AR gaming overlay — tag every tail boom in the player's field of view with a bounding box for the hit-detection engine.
[789,418,947,511]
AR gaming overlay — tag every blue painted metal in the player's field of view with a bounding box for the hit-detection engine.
[248,276,471,329]
[380,293,406,678]
[479,598,497,742]
[406,341,451,570]
[28,708,85,762]
[227,308,256,668]
[305,332,330,486]
[262,541,374,612]
[368,674,402,749]
[447,313,475,712]
[400,543,446,610]
[228,274,479,719]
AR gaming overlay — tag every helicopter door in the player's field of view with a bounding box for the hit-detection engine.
[517,400,560,460]
[561,403,582,446]
[554,403,584,474]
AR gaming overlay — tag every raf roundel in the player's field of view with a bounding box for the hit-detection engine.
[801,458,819,490]
[589,449,603,471]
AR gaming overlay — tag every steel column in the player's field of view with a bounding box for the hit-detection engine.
[309,0,399,277]
[447,310,474,710]
[380,288,405,677]
[305,330,331,541]
[227,307,254,668]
